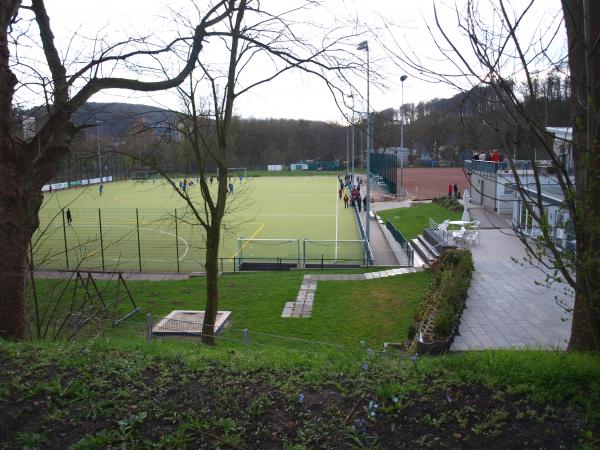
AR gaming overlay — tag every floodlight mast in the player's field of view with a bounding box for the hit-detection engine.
[400,75,408,191]
[96,121,102,182]
[357,40,371,241]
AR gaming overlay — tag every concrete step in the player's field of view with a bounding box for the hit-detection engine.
[411,237,434,264]
[418,235,441,259]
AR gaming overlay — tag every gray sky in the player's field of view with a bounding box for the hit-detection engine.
[18,0,566,122]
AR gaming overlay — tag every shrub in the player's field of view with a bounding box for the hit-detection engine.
[432,196,463,212]
[411,249,474,347]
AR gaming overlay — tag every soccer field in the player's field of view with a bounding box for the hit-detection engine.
[34,176,363,272]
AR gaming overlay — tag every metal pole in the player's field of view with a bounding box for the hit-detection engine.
[146,313,153,343]
[136,208,142,273]
[346,122,349,174]
[400,75,408,190]
[98,208,105,271]
[175,209,180,274]
[96,121,102,182]
[351,107,355,185]
[62,209,69,269]
[366,44,371,240]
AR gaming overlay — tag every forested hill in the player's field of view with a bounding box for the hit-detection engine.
[18,71,571,167]
[73,102,178,137]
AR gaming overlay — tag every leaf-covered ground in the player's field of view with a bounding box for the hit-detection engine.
[1,340,599,449]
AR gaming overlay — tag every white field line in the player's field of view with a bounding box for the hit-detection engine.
[69,224,190,262]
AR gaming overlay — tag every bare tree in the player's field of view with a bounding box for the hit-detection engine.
[383,0,599,351]
[131,0,361,344]
[0,0,239,339]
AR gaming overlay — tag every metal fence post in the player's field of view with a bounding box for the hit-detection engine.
[174,209,180,274]
[70,312,78,337]
[98,208,105,271]
[136,208,142,272]
[242,328,249,346]
[146,313,153,343]
[62,209,69,269]
[303,239,306,267]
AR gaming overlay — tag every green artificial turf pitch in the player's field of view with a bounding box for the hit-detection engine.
[34,176,362,272]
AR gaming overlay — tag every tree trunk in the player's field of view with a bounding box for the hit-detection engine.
[0,141,35,339]
[0,0,30,339]
[201,223,221,345]
[562,0,600,352]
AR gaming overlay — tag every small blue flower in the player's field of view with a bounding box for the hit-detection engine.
[361,362,369,371]
[446,394,453,403]
[354,417,367,432]
[411,352,419,366]
[368,400,378,417]
[298,393,304,403]
[392,396,399,404]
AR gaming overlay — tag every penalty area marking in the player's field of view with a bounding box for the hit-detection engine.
[80,225,190,262]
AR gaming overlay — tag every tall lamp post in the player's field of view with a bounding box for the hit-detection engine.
[400,75,407,192]
[96,121,102,182]
[357,40,371,240]
[347,93,356,186]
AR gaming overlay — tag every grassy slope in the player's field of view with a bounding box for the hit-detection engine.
[379,203,463,239]
[1,339,599,449]
[31,270,431,348]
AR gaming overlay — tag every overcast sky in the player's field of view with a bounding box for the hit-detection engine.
[19,0,566,122]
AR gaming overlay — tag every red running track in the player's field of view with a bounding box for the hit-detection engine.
[396,167,468,199]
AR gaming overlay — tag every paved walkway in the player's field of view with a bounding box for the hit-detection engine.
[452,228,574,350]
[35,270,189,281]
[282,267,422,318]
[355,201,414,266]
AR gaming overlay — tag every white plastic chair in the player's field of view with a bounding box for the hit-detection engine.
[453,226,466,245]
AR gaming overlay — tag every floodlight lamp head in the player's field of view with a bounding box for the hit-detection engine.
[400,75,408,82]
[357,41,368,51]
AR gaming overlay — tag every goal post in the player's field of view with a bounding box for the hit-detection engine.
[227,167,247,178]
[235,237,369,269]
[236,237,300,267]
[302,239,367,266]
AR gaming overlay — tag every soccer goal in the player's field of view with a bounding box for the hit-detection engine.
[236,237,300,270]
[302,239,368,267]
[227,167,247,178]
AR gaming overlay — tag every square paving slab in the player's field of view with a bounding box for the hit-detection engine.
[152,310,232,337]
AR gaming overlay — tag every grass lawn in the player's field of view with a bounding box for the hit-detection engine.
[31,269,431,349]
[378,202,463,239]
[1,339,598,449]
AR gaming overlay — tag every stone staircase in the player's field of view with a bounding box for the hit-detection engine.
[411,228,458,267]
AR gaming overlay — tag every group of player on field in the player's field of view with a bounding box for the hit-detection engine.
[338,174,367,212]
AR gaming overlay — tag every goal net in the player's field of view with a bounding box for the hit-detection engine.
[302,239,367,265]
[227,167,247,178]
[236,238,300,263]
